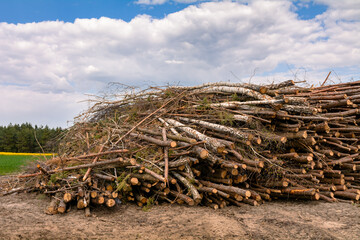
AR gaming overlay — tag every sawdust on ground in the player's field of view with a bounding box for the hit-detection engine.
[0,191,359,240]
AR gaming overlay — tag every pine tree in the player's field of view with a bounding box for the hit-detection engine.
[0,123,64,153]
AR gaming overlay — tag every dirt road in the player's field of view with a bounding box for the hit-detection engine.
[0,192,359,240]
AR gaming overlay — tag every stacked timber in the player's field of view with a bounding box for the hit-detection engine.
[6,79,360,215]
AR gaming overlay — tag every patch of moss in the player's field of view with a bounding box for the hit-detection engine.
[48,171,70,185]
[231,93,241,101]
[142,197,154,212]
[218,111,235,126]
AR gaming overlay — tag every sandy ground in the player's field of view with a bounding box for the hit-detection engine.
[0,192,359,240]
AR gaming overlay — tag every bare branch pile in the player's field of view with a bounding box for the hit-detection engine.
[7,79,360,215]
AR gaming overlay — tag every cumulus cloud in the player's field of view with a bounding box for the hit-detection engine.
[0,0,359,126]
[0,86,87,127]
[314,0,360,21]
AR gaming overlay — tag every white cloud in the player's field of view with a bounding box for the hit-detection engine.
[172,0,203,3]
[165,59,185,64]
[136,0,168,5]
[314,0,360,21]
[0,86,87,128]
[0,0,359,127]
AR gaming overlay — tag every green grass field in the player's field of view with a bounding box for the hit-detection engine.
[0,155,48,175]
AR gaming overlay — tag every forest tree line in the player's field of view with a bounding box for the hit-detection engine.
[0,123,64,153]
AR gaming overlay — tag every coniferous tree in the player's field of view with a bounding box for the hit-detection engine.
[0,123,64,153]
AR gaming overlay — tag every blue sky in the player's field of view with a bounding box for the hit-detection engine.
[0,0,359,127]
[0,0,328,23]
[0,0,192,23]
[295,1,327,20]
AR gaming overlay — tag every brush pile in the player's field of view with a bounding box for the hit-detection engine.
[7,79,360,215]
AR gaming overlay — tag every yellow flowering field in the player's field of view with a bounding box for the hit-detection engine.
[0,152,55,156]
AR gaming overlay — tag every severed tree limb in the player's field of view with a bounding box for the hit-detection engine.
[281,105,320,115]
[18,158,127,178]
[1,187,33,196]
[281,130,307,139]
[169,190,195,206]
[282,96,308,105]
[266,80,295,90]
[177,117,253,142]
[158,156,190,168]
[37,164,49,175]
[233,114,253,123]
[83,145,105,181]
[136,127,197,144]
[327,153,359,166]
[193,86,274,101]
[165,118,225,154]
[162,128,169,185]
[172,172,202,204]
[134,165,166,182]
[192,99,284,109]
[169,81,269,94]
[130,132,177,148]
[176,142,209,160]
[46,149,129,165]
[199,180,251,198]
[158,117,180,136]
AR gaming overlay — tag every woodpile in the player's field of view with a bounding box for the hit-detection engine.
[10,79,360,215]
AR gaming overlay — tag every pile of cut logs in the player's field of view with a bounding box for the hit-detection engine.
[9,79,360,215]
